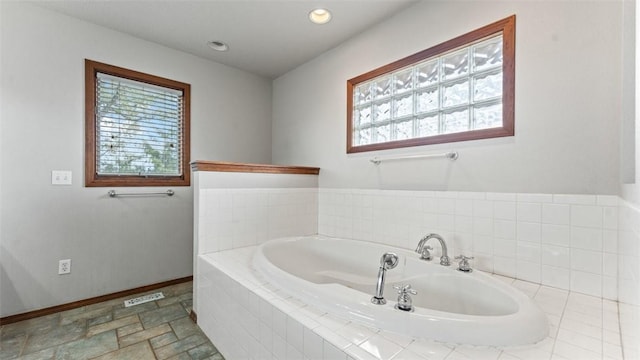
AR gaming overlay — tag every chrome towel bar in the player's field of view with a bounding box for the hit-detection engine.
[370,151,458,165]
[108,189,175,198]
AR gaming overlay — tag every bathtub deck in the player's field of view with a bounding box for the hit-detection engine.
[196,246,638,360]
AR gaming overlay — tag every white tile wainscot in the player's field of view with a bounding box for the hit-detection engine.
[192,161,320,329]
[318,189,621,300]
[193,178,639,359]
[196,244,626,360]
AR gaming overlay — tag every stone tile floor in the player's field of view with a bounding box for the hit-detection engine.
[0,281,225,360]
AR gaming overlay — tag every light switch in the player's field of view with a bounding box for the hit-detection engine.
[52,170,72,185]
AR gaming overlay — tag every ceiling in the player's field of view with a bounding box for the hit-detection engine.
[30,0,418,79]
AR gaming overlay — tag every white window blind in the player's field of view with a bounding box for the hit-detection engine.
[95,72,184,176]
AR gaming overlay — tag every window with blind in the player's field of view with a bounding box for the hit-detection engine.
[347,15,515,153]
[85,60,191,187]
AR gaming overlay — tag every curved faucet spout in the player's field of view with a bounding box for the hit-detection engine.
[415,233,450,266]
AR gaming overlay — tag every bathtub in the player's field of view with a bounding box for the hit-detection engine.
[253,235,549,346]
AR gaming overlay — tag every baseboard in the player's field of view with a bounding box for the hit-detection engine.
[0,276,193,326]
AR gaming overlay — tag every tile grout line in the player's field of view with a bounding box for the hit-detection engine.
[548,286,570,359]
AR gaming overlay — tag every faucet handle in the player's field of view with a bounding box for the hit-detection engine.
[394,284,417,312]
[418,245,433,261]
[393,284,417,295]
[455,255,474,272]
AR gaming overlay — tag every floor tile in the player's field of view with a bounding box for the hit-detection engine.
[91,341,156,360]
[86,315,139,338]
[149,332,178,349]
[139,304,188,329]
[118,323,172,348]
[112,301,158,320]
[3,282,224,360]
[169,317,200,340]
[153,334,208,360]
[23,321,86,354]
[54,330,118,360]
[187,342,219,360]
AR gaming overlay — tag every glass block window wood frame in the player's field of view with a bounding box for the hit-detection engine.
[85,60,191,187]
[347,15,515,153]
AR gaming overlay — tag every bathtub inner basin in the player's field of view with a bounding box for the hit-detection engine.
[254,235,549,346]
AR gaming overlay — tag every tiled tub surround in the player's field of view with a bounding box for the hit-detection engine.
[197,188,318,254]
[318,189,623,301]
[197,245,630,360]
[193,166,639,359]
[192,162,320,316]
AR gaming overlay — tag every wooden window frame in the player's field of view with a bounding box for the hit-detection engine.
[85,59,191,187]
[347,15,515,154]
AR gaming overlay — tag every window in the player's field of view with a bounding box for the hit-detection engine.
[85,60,191,187]
[347,15,515,153]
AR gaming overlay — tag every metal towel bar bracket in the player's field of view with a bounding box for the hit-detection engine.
[108,189,175,198]
[370,151,458,165]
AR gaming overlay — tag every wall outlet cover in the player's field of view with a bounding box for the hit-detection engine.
[58,259,71,275]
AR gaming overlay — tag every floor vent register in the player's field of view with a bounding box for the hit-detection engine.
[124,292,165,307]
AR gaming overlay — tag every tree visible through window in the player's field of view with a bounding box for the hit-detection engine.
[85,60,191,187]
[347,15,515,153]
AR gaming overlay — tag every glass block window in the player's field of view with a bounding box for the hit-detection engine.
[85,60,191,187]
[347,15,515,153]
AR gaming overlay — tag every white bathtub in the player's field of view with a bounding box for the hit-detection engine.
[253,235,549,346]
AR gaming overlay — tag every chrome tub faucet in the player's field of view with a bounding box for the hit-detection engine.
[415,233,451,266]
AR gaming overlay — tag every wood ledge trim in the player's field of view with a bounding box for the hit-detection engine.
[191,161,320,175]
[0,276,193,326]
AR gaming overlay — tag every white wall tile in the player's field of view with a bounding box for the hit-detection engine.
[603,207,618,230]
[517,193,553,203]
[517,222,541,243]
[494,201,517,220]
[597,195,619,206]
[542,245,570,268]
[473,217,493,236]
[603,253,618,277]
[542,204,571,225]
[570,205,603,228]
[517,202,542,223]
[324,341,348,360]
[517,242,541,263]
[570,226,603,251]
[571,271,602,297]
[541,265,571,289]
[473,200,494,218]
[541,224,571,247]
[455,199,474,216]
[455,216,473,233]
[286,315,304,352]
[553,194,597,205]
[494,220,516,240]
[602,277,617,301]
[571,248,602,274]
[493,238,516,258]
[603,229,618,253]
[516,260,541,283]
[303,327,323,360]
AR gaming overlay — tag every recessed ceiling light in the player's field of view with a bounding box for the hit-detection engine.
[309,8,332,25]
[207,41,229,52]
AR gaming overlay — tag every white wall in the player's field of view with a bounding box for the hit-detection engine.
[0,2,272,317]
[273,1,622,195]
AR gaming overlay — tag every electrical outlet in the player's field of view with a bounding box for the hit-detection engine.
[58,259,71,275]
